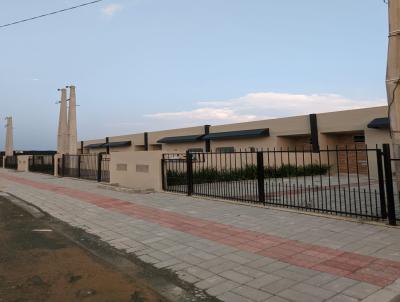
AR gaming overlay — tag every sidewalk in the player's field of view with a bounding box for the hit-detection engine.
[1,169,400,302]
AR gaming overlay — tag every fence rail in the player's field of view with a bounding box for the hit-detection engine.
[162,145,399,225]
[29,155,54,175]
[58,154,110,182]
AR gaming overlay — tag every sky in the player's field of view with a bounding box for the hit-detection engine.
[0,0,390,150]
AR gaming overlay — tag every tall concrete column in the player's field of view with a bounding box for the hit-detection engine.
[387,0,400,183]
[67,85,78,155]
[57,88,68,154]
[5,117,13,156]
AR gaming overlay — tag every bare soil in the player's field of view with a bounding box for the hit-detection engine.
[0,196,169,302]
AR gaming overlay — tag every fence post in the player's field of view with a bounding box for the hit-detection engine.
[383,144,397,226]
[97,153,102,182]
[376,149,387,219]
[78,155,81,178]
[161,158,167,191]
[257,152,265,203]
[62,154,65,177]
[186,151,193,196]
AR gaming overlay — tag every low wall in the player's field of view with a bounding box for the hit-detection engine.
[110,151,163,191]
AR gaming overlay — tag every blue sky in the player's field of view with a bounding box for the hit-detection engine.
[0,0,389,150]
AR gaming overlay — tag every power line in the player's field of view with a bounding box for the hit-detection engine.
[0,0,105,29]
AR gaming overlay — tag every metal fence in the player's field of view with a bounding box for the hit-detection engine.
[58,154,110,182]
[4,155,18,170]
[29,155,54,175]
[162,144,399,225]
[0,155,3,168]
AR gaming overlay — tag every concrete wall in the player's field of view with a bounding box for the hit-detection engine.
[110,151,163,191]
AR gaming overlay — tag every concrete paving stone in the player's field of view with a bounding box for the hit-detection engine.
[220,270,254,284]
[222,253,252,264]
[206,280,240,296]
[285,266,320,277]
[325,294,359,302]
[343,282,382,300]
[322,277,359,293]
[217,291,254,302]
[233,265,266,279]
[195,275,226,290]
[246,274,282,289]
[137,254,160,264]
[154,258,181,268]
[263,296,291,302]
[185,266,214,280]
[360,288,400,302]
[209,260,241,274]
[260,278,298,295]
[190,250,218,260]
[292,282,336,300]
[179,254,204,265]
[147,251,172,262]
[387,279,400,291]
[259,262,290,273]
[274,268,314,282]
[231,285,272,302]
[278,288,324,302]
[304,273,338,287]
[248,257,277,269]
[197,257,228,269]
[167,262,192,272]
[176,271,200,284]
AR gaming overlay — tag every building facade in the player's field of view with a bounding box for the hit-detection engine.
[79,106,390,156]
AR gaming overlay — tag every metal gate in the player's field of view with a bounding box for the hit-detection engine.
[58,154,110,182]
[4,156,17,170]
[162,144,398,225]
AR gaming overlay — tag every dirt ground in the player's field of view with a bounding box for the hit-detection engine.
[0,196,170,302]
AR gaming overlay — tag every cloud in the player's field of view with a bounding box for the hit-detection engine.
[145,92,386,126]
[101,3,123,17]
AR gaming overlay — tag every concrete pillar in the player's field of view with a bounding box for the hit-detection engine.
[67,85,78,155]
[387,0,400,184]
[5,117,13,157]
[57,88,68,154]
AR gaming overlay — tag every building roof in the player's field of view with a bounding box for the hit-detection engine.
[85,141,131,148]
[202,128,270,141]
[367,117,389,129]
[157,134,204,144]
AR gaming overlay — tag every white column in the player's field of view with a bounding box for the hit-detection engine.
[67,85,78,155]
[57,88,68,154]
[387,0,400,183]
[5,117,13,156]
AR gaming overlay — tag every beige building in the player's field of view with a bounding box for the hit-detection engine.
[79,106,390,156]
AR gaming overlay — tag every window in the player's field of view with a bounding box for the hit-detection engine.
[216,147,235,153]
[187,148,203,153]
[353,135,365,143]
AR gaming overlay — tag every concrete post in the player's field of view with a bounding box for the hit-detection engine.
[387,0,400,186]
[5,117,13,157]
[57,88,68,154]
[67,85,78,155]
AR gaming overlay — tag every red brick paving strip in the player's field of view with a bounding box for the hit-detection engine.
[2,173,399,287]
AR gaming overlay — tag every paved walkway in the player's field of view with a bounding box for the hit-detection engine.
[1,169,400,302]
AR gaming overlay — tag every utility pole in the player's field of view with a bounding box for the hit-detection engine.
[4,117,13,156]
[57,88,68,154]
[387,0,400,185]
[67,85,78,155]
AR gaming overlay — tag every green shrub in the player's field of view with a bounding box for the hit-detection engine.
[166,164,330,186]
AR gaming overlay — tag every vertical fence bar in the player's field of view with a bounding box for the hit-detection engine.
[62,154,65,177]
[376,148,387,219]
[78,155,81,178]
[97,153,102,182]
[186,151,193,196]
[257,151,265,204]
[383,144,397,226]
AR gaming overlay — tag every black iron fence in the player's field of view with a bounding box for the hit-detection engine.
[0,155,3,168]
[4,155,18,170]
[162,144,399,225]
[29,155,55,175]
[58,154,110,182]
